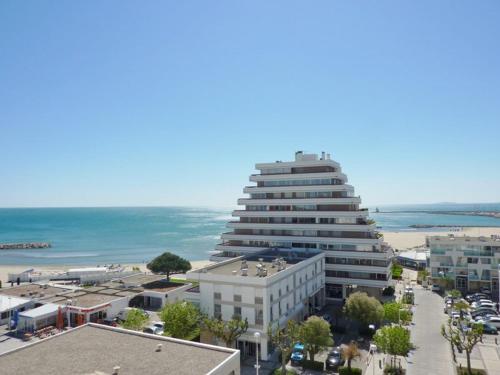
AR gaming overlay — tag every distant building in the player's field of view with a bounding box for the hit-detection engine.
[429,235,500,297]
[396,249,429,270]
[0,274,190,332]
[0,324,240,375]
[213,151,393,299]
[188,248,325,360]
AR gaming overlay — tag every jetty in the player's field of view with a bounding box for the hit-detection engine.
[0,242,51,250]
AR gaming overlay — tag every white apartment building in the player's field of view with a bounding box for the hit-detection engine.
[429,234,500,299]
[187,249,325,360]
[214,151,393,299]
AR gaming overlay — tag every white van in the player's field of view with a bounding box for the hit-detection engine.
[116,307,135,321]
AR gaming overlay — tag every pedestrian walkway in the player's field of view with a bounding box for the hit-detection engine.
[406,286,454,375]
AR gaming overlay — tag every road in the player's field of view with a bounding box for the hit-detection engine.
[406,287,454,375]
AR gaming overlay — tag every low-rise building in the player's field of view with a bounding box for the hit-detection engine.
[0,324,240,375]
[396,249,429,270]
[188,248,325,360]
[429,235,500,297]
[0,295,33,325]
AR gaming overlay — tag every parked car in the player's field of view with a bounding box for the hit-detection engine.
[471,309,497,318]
[290,343,305,366]
[431,285,441,292]
[466,293,489,303]
[152,321,164,330]
[471,302,495,310]
[478,323,498,335]
[143,325,164,335]
[325,347,345,371]
[475,316,500,328]
[405,287,414,294]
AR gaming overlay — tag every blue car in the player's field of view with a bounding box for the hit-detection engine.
[290,343,305,366]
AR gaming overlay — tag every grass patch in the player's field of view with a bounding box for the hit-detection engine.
[271,369,295,375]
[391,264,403,279]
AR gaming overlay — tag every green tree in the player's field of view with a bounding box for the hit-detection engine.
[417,269,429,281]
[342,341,361,371]
[373,325,413,372]
[344,292,384,326]
[203,316,248,348]
[446,289,462,300]
[121,308,148,331]
[442,318,483,375]
[268,320,302,375]
[147,251,191,281]
[383,302,412,325]
[160,301,201,340]
[300,316,333,361]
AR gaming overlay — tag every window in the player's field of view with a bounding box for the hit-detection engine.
[234,306,242,319]
[214,292,221,300]
[278,289,282,297]
[214,304,221,319]
[234,294,242,302]
[255,297,263,304]
[255,309,264,325]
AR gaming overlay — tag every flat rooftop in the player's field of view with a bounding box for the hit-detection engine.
[61,292,124,308]
[0,284,72,299]
[111,273,168,286]
[0,324,238,375]
[199,248,322,277]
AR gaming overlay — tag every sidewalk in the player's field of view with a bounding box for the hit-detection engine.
[365,352,385,375]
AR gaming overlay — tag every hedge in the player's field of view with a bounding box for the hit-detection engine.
[339,367,362,375]
[302,359,324,371]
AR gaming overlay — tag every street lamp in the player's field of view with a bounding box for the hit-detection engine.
[254,332,261,375]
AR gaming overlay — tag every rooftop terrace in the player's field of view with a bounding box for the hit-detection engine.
[0,324,238,375]
[194,248,322,278]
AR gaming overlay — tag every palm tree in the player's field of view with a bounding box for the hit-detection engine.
[342,341,361,371]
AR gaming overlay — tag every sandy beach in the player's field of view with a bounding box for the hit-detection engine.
[381,226,500,250]
[0,260,214,286]
[1,227,500,285]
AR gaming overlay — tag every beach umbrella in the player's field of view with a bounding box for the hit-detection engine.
[56,306,64,330]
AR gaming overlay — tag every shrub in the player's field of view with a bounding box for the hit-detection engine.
[302,359,324,371]
[383,366,405,375]
[339,367,362,375]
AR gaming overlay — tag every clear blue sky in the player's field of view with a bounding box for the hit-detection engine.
[1,1,499,208]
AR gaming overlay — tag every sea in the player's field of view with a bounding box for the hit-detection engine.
[0,203,499,266]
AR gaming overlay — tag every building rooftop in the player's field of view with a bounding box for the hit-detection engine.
[62,292,124,309]
[111,273,168,286]
[195,248,322,278]
[0,295,31,313]
[397,249,429,262]
[0,324,238,375]
[0,284,72,299]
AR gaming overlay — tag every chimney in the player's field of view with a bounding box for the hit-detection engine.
[112,366,121,375]
[321,151,325,160]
